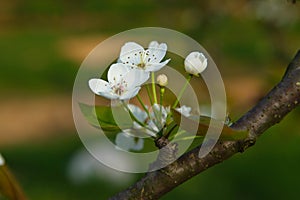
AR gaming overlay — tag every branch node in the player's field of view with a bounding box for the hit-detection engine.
[149,137,178,171]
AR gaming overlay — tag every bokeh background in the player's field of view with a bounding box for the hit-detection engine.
[1,0,300,199]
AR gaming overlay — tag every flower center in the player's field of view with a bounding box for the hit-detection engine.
[137,62,146,68]
[111,79,127,96]
[114,85,125,95]
[114,87,124,95]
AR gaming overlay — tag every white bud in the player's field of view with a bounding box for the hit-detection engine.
[0,153,5,166]
[184,52,208,76]
[157,74,168,87]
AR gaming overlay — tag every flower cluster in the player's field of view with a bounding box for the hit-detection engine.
[88,41,208,151]
[115,104,170,151]
[89,41,170,100]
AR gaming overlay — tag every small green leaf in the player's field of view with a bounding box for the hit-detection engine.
[79,103,133,134]
[78,103,101,128]
[172,109,247,140]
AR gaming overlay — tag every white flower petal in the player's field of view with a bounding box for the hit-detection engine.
[152,103,160,112]
[184,65,198,76]
[120,87,141,100]
[135,70,150,85]
[152,104,169,120]
[122,70,140,89]
[0,154,5,166]
[145,59,170,72]
[100,92,119,100]
[148,41,159,48]
[148,104,170,131]
[175,105,192,117]
[123,126,155,138]
[124,69,150,88]
[107,63,130,83]
[132,121,143,129]
[127,104,148,122]
[145,128,157,137]
[119,42,144,66]
[148,120,159,133]
[88,78,111,94]
[115,132,144,151]
[131,138,144,151]
[147,41,168,63]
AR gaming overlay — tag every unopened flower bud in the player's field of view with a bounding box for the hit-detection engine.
[184,52,208,76]
[157,74,168,87]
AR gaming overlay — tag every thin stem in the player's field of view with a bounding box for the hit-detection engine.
[137,94,150,118]
[151,72,158,104]
[159,87,165,123]
[152,104,163,131]
[172,135,203,142]
[150,72,163,131]
[172,74,193,109]
[146,84,161,130]
[164,123,177,139]
[146,85,153,106]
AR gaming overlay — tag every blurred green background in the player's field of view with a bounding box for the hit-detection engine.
[1,0,300,199]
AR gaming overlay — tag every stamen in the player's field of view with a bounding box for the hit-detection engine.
[137,62,146,68]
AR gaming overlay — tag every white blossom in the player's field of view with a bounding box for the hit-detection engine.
[175,105,192,117]
[115,132,144,151]
[119,41,170,72]
[127,104,148,124]
[121,104,153,137]
[184,51,208,76]
[115,103,171,151]
[67,146,135,185]
[148,104,170,132]
[115,104,149,151]
[89,63,149,100]
[0,153,5,166]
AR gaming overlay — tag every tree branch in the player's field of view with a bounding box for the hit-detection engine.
[110,50,300,200]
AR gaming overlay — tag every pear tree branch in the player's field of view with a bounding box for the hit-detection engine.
[110,50,300,200]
